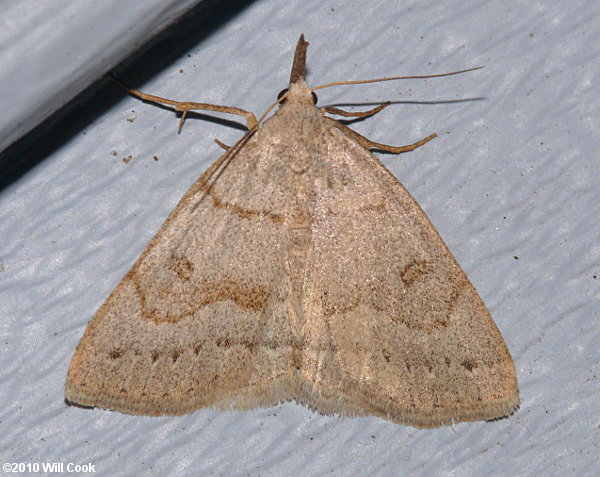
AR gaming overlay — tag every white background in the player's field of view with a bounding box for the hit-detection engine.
[0,0,205,153]
[1,1,598,476]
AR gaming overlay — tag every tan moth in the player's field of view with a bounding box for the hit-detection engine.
[66,35,519,428]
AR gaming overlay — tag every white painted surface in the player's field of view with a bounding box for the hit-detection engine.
[1,1,598,476]
[0,0,205,152]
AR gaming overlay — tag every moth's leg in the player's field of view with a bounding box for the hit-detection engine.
[329,119,437,153]
[110,74,258,133]
[321,102,389,119]
[214,138,231,150]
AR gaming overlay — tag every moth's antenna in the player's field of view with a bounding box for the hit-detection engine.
[255,92,290,126]
[312,66,484,91]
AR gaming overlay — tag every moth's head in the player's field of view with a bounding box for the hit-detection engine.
[276,34,318,107]
[277,82,318,107]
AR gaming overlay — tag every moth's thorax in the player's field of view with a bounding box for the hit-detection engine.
[268,79,326,155]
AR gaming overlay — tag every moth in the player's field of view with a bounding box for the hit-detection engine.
[66,35,519,428]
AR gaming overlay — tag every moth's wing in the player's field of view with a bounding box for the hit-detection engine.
[299,130,519,428]
[66,132,298,415]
